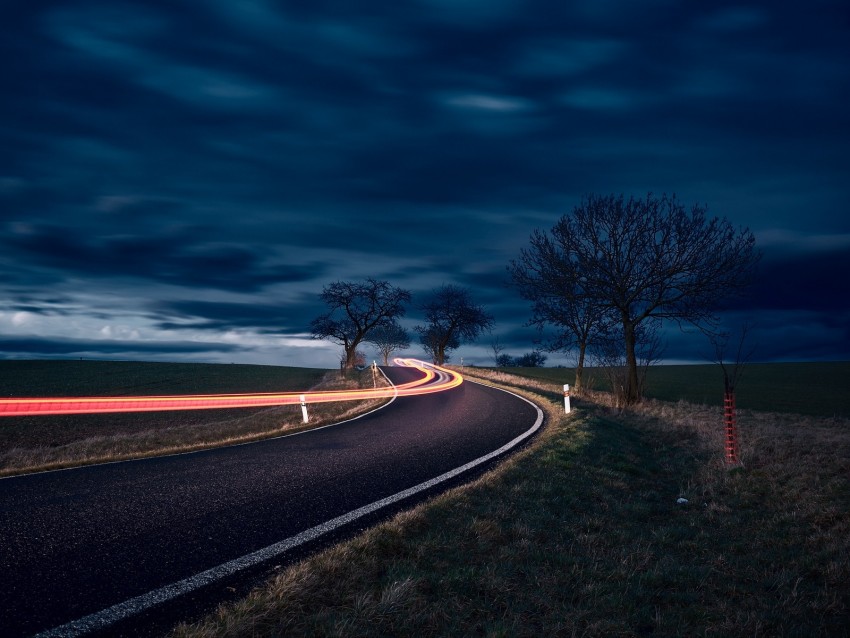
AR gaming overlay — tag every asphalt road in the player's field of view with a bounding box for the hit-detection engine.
[0,366,542,637]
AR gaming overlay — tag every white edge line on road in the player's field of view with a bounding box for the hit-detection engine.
[3,367,400,481]
[36,379,543,638]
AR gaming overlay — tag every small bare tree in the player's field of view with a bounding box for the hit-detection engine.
[710,322,756,464]
[490,334,505,366]
[366,321,410,366]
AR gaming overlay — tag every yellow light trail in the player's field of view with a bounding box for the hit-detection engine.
[0,359,463,417]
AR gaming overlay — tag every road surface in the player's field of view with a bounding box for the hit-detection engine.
[0,366,542,637]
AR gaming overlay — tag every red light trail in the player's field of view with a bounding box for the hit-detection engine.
[0,359,463,417]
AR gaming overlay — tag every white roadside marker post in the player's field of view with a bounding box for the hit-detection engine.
[300,394,308,423]
[564,384,571,414]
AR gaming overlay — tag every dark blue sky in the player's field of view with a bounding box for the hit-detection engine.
[1,1,848,368]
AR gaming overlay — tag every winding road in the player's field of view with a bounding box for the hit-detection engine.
[0,364,542,637]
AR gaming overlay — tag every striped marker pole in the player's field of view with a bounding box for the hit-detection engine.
[724,390,738,464]
[564,384,571,414]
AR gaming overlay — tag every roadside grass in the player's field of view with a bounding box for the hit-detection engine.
[0,361,389,477]
[491,360,850,417]
[171,370,850,637]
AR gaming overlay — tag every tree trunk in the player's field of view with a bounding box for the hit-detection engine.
[575,341,586,394]
[344,348,356,369]
[623,320,640,405]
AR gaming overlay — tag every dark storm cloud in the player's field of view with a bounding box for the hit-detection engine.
[741,247,850,314]
[1,1,847,365]
[3,222,325,292]
[152,298,323,334]
[0,336,240,356]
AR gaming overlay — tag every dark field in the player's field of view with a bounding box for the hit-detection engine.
[0,359,327,397]
[0,360,382,475]
[492,361,850,418]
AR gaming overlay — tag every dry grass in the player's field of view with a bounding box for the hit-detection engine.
[0,369,390,477]
[171,368,850,637]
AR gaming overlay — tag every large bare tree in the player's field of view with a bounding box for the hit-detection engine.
[512,193,759,405]
[415,284,493,365]
[310,278,411,370]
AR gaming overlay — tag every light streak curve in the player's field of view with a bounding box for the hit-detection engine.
[0,359,462,417]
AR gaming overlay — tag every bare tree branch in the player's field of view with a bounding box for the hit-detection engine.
[415,285,493,365]
[511,193,760,405]
[310,278,411,369]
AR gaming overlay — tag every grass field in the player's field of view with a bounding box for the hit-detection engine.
[0,360,329,397]
[172,364,850,637]
[0,360,387,476]
[491,361,850,418]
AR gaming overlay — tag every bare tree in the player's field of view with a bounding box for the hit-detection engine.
[366,321,411,365]
[310,278,411,370]
[490,334,505,366]
[514,193,759,405]
[710,322,757,464]
[509,226,614,394]
[711,322,756,395]
[415,284,494,365]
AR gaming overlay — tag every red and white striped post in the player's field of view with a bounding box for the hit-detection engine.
[564,384,571,414]
[724,390,739,464]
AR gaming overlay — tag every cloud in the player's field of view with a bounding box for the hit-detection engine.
[416,0,523,26]
[736,247,850,313]
[559,87,650,111]
[0,336,241,356]
[513,38,628,77]
[699,7,768,32]
[152,299,321,334]
[2,223,327,292]
[11,312,34,327]
[756,230,850,253]
[442,93,533,113]
[45,4,280,112]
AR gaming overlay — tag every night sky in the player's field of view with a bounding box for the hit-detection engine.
[1,1,848,369]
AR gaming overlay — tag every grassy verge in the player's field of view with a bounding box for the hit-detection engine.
[171,369,849,637]
[0,362,389,477]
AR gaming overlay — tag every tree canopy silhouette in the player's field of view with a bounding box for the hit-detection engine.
[511,193,759,405]
[416,284,493,365]
[366,321,411,366]
[310,278,411,370]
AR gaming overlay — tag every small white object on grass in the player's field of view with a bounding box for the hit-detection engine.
[676,497,689,505]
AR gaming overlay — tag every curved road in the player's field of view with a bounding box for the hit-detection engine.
[0,366,542,637]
